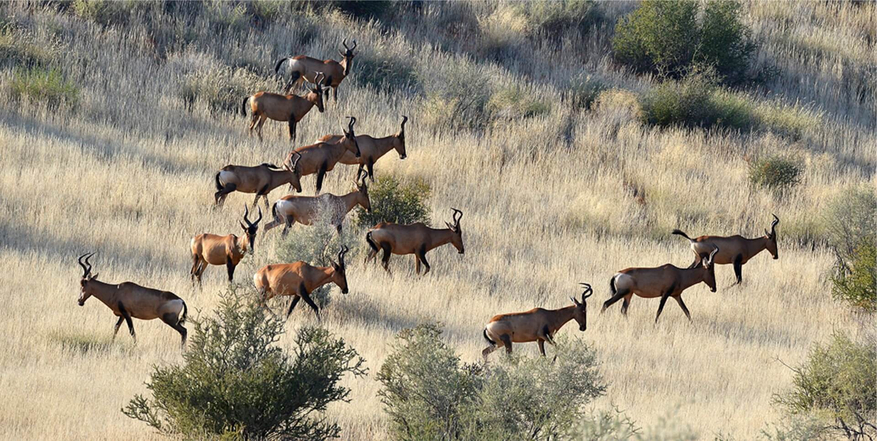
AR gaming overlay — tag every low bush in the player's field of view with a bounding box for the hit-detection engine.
[821,188,877,263]
[377,323,605,440]
[179,65,273,114]
[418,63,493,132]
[514,0,600,39]
[830,240,876,312]
[10,67,79,109]
[123,287,366,440]
[0,29,56,69]
[640,69,752,129]
[774,332,876,440]
[487,85,551,120]
[748,155,803,191]
[355,174,430,229]
[569,74,606,110]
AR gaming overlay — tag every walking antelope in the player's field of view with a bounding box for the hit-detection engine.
[673,215,779,285]
[265,172,370,236]
[253,246,350,320]
[77,253,188,349]
[602,248,719,323]
[323,115,408,180]
[286,116,360,194]
[275,39,357,102]
[241,73,328,142]
[482,283,593,361]
[190,207,263,286]
[365,208,464,274]
[214,154,302,209]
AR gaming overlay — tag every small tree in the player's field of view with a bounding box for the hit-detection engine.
[822,189,876,312]
[355,174,430,229]
[123,288,366,440]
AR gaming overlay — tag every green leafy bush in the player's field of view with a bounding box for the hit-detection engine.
[10,67,79,109]
[355,174,430,229]
[748,155,803,191]
[822,188,876,312]
[487,86,551,120]
[640,69,752,129]
[774,332,876,439]
[569,74,606,110]
[0,29,56,69]
[123,288,366,440]
[377,323,605,440]
[830,241,876,312]
[613,0,755,84]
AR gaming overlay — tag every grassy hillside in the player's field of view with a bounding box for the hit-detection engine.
[0,1,873,439]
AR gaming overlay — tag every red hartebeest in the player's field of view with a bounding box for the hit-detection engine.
[286,116,360,194]
[482,283,592,361]
[602,248,719,323]
[253,246,350,320]
[275,39,357,102]
[241,73,328,142]
[190,207,262,286]
[365,208,464,274]
[214,154,302,209]
[672,215,779,284]
[77,253,188,349]
[322,115,408,180]
[265,172,370,236]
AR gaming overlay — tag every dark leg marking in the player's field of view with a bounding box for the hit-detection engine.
[118,302,135,339]
[538,339,546,356]
[621,298,631,315]
[674,296,692,321]
[417,246,430,274]
[316,163,328,193]
[113,316,124,339]
[733,254,743,284]
[655,286,675,323]
[499,334,512,354]
[380,242,392,271]
[298,283,320,320]
[286,295,301,318]
[226,259,235,282]
[602,288,629,312]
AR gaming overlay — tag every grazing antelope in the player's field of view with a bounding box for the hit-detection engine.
[365,208,464,275]
[482,283,593,361]
[275,39,357,102]
[324,115,408,180]
[253,246,350,320]
[241,73,328,142]
[602,248,719,323]
[286,116,360,194]
[77,253,188,349]
[265,172,370,236]
[673,215,779,285]
[190,207,262,286]
[214,154,302,209]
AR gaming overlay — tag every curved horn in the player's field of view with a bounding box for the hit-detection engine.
[707,247,719,266]
[342,38,349,50]
[770,214,779,237]
[338,245,349,267]
[288,152,302,171]
[579,282,593,299]
[347,115,356,129]
[350,39,357,50]
[243,205,252,227]
[400,115,408,138]
[254,206,263,225]
[451,208,463,226]
[78,253,93,278]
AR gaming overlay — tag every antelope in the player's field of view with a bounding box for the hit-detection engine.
[323,115,408,180]
[601,248,719,323]
[275,39,357,102]
[286,116,360,194]
[253,246,350,320]
[482,283,593,361]
[672,215,779,285]
[190,206,262,287]
[241,73,328,142]
[76,253,188,350]
[265,171,370,236]
[365,208,464,275]
[214,153,302,209]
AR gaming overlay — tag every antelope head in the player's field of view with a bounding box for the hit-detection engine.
[355,169,371,213]
[396,115,408,159]
[765,214,779,260]
[570,283,593,331]
[702,247,719,292]
[77,252,99,306]
[339,38,357,76]
[286,152,303,193]
[445,208,464,254]
[311,72,329,113]
[342,116,361,158]
[330,246,350,294]
[240,205,263,255]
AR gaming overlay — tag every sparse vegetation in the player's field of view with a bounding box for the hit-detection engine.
[748,155,803,191]
[123,288,366,440]
[9,66,79,108]
[823,189,877,312]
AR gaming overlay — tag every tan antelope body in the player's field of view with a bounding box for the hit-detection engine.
[241,73,328,142]
[253,247,350,320]
[322,116,408,180]
[482,284,592,361]
[602,248,719,323]
[77,254,188,349]
[286,117,360,194]
[265,174,370,236]
[190,207,262,286]
[275,39,357,102]
[673,215,779,284]
[214,155,302,209]
[365,208,464,274]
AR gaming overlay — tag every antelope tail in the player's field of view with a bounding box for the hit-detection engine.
[274,57,288,75]
[365,231,379,252]
[483,328,496,346]
[214,172,223,191]
[609,276,617,296]
[178,300,188,326]
[240,96,250,117]
[672,229,693,241]
[271,201,281,224]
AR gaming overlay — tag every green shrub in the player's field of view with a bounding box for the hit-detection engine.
[487,86,551,120]
[515,0,599,39]
[748,155,803,191]
[821,188,877,264]
[830,241,876,312]
[355,174,430,229]
[377,323,605,440]
[0,29,56,69]
[123,288,366,440]
[641,69,753,129]
[613,0,754,84]
[774,332,876,439]
[418,64,493,132]
[10,67,79,108]
[569,74,606,110]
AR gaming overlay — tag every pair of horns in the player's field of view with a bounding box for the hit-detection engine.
[78,252,95,278]
[445,208,463,231]
[337,245,349,267]
[313,71,331,91]
[399,115,408,139]
[355,168,368,187]
[766,214,779,237]
[704,247,719,267]
[286,152,302,171]
[571,282,593,305]
[341,38,357,52]
[243,205,263,227]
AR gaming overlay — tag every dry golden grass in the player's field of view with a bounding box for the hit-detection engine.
[0,1,874,439]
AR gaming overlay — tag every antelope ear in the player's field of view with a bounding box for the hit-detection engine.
[764,229,771,237]
[445,222,453,229]
[90,273,99,280]
[570,296,580,305]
